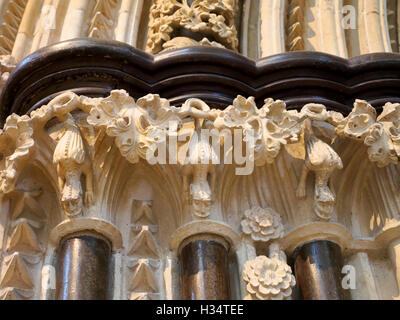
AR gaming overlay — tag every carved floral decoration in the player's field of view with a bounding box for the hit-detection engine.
[146,0,238,54]
[336,99,400,167]
[1,90,400,222]
[241,206,284,242]
[0,114,34,194]
[0,55,16,94]
[243,244,296,300]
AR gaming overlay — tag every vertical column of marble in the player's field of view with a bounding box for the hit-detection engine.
[11,0,42,61]
[259,0,286,57]
[59,0,92,41]
[304,0,348,57]
[293,240,350,300]
[180,236,230,300]
[358,0,392,54]
[56,233,111,300]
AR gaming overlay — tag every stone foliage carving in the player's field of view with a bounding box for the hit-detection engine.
[0,55,16,94]
[337,99,400,168]
[146,0,238,54]
[243,243,296,300]
[0,114,34,194]
[86,91,180,164]
[241,206,284,242]
[1,91,400,224]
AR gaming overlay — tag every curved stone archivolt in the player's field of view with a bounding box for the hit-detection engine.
[2,0,400,64]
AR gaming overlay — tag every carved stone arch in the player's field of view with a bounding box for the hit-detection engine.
[109,160,183,233]
[333,138,400,238]
[219,149,305,233]
[334,140,373,236]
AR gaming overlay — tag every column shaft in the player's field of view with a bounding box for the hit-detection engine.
[293,240,349,300]
[180,238,230,300]
[56,234,111,300]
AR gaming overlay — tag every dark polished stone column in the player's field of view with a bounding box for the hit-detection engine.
[56,234,111,300]
[293,240,350,300]
[180,237,230,300]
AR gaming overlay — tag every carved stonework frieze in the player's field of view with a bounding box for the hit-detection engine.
[242,243,296,300]
[146,0,239,54]
[241,206,284,242]
[2,90,400,228]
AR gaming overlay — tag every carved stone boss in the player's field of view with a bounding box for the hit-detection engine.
[0,90,399,221]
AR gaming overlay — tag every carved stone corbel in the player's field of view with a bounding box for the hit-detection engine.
[53,113,94,218]
[179,98,219,219]
[295,104,343,220]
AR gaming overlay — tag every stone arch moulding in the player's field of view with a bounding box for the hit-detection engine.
[2,39,400,125]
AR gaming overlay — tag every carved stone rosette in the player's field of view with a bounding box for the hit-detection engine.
[146,0,239,54]
[241,207,284,243]
[243,244,296,300]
